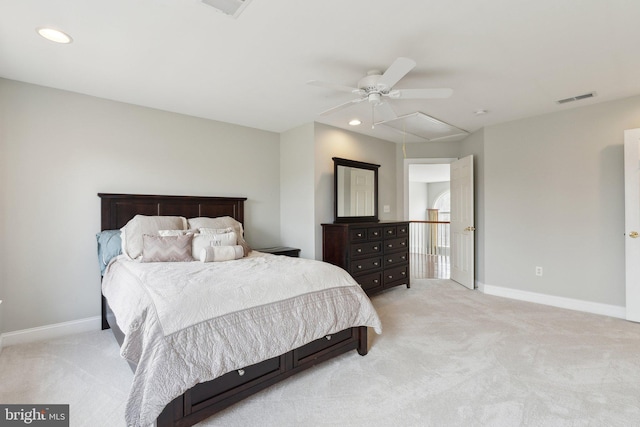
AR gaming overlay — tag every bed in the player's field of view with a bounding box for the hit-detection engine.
[97,193,382,427]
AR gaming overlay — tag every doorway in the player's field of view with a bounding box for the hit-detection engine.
[405,159,455,279]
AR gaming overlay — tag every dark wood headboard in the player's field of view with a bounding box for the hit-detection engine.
[99,193,247,231]
[98,193,247,329]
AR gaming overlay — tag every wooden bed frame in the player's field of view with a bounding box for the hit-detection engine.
[98,193,368,427]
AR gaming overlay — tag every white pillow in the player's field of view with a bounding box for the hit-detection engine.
[121,215,187,260]
[192,230,237,256]
[158,229,195,236]
[187,216,251,255]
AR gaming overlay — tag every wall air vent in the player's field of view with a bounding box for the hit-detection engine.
[556,92,597,104]
[201,0,253,18]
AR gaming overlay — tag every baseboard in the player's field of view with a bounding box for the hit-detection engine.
[1,316,102,347]
[480,282,626,319]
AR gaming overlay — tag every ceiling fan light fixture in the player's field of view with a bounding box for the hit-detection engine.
[367,93,382,104]
[36,27,73,44]
[349,119,362,126]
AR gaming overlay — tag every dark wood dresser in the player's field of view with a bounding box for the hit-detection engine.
[322,221,410,295]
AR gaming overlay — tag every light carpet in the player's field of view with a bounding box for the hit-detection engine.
[1,279,640,426]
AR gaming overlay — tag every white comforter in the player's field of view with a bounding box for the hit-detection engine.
[102,252,382,427]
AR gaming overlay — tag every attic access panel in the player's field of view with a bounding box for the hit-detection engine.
[377,112,468,141]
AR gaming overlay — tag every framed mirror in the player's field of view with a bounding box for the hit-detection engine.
[333,157,380,223]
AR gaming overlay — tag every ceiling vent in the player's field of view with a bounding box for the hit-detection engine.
[556,92,596,105]
[201,0,253,18]
[377,112,469,142]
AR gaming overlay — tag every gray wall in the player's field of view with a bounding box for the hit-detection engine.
[0,78,281,333]
[409,181,428,220]
[280,123,315,258]
[484,95,640,306]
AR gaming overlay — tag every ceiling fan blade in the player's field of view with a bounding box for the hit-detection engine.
[319,98,365,116]
[378,57,416,89]
[389,88,453,99]
[307,80,359,94]
[375,101,398,122]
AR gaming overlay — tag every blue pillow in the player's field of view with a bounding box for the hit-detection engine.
[96,230,122,276]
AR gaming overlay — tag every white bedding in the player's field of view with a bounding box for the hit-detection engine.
[102,251,382,427]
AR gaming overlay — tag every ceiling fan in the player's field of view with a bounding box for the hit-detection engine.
[307,57,453,122]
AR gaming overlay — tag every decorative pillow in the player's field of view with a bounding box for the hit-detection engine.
[200,245,244,262]
[192,230,237,256]
[121,215,187,260]
[158,229,196,237]
[96,230,122,275]
[141,234,194,262]
[187,216,252,255]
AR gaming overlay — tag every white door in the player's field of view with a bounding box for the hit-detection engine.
[625,129,640,322]
[450,155,475,289]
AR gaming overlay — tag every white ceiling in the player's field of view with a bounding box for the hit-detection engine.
[2,0,639,143]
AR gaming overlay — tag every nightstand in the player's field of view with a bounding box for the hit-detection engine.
[257,246,301,258]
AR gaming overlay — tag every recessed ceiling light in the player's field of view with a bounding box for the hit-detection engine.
[349,119,362,126]
[474,109,488,116]
[37,27,73,44]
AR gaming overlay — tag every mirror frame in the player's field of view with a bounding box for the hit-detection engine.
[333,157,380,223]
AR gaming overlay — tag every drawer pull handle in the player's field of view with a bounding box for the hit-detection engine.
[388,275,393,279]
[357,248,362,253]
[373,232,379,236]
[387,244,393,248]
[373,246,378,250]
[374,262,379,266]
[357,265,363,269]
[401,242,406,246]
[373,279,379,284]
[357,233,363,237]
[388,259,393,263]
[401,272,406,276]
[325,335,331,341]
[238,369,245,376]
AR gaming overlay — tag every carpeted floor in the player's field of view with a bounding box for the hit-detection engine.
[1,279,640,426]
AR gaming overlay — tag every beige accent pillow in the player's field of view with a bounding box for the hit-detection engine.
[141,234,194,262]
[188,216,252,255]
[121,215,187,260]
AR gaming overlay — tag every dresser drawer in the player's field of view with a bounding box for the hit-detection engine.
[349,257,382,274]
[384,237,408,252]
[368,227,382,239]
[383,226,397,238]
[355,271,383,292]
[383,265,408,285]
[396,223,409,236]
[384,251,408,266]
[349,229,368,242]
[351,241,381,257]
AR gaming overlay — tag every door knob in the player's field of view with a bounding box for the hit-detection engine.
[630,231,639,239]
[464,226,476,231]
